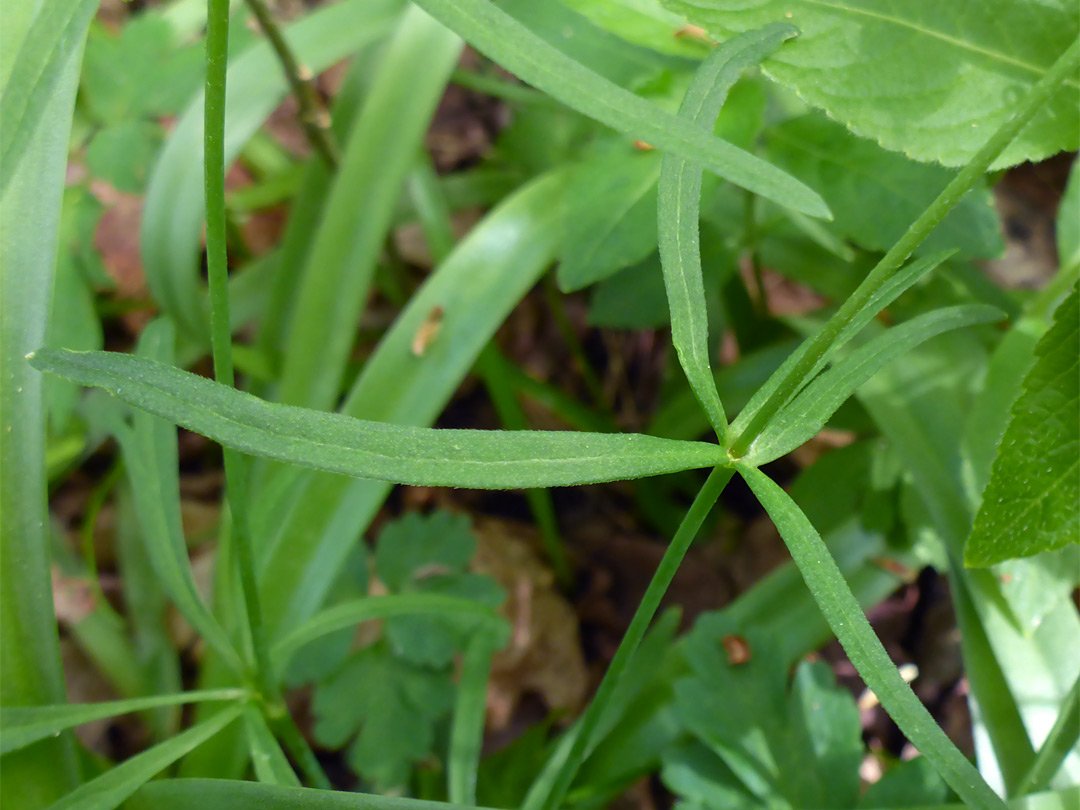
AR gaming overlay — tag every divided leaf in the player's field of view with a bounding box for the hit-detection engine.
[662,0,1080,167]
[966,285,1079,566]
[31,348,728,489]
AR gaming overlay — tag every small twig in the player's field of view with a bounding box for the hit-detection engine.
[242,0,339,169]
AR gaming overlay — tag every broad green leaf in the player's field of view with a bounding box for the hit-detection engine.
[141,0,404,340]
[275,7,462,410]
[85,121,163,193]
[662,0,1080,168]
[746,304,1004,465]
[408,0,830,218]
[739,464,1006,810]
[764,114,1004,259]
[730,250,954,440]
[132,779,494,809]
[659,23,799,441]
[1,3,86,803]
[254,171,569,634]
[0,690,245,755]
[563,0,708,57]
[273,594,506,671]
[48,704,243,810]
[0,0,98,195]
[31,348,726,488]
[1058,160,1079,269]
[859,756,948,808]
[557,146,662,291]
[589,254,671,329]
[967,285,1079,566]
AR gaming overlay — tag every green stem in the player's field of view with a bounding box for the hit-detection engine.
[79,461,124,617]
[1014,673,1080,796]
[728,38,1080,459]
[543,273,609,413]
[205,0,330,790]
[526,466,733,810]
[242,0,339,169]
[450,67,559,108]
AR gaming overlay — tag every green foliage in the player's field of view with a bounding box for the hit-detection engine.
[967,285,1079,566]
[661,0,1080,167]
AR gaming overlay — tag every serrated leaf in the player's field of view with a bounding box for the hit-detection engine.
[746,304,1004,465]
[409,0,831,218]
[311,643,455,789]
[375,512,476,591]
[557,147,661,291]
[764,114,1004,259]
[30,349,728,489]
[662,0,1080,168]
[966,285,1079,566]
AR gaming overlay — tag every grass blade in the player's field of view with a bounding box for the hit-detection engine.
[1016,673,1080,795]
[273,595,506,672]
[0,690,246,755]
[275,6,462,410]
[132,779,496,809]
[739,464,1006,810]
[408,0,829,218]
[141,0,403,340]
[243,705,301,786]
[449,632,504,805]
[0,0,97,195]
[48,704,244,810]
[32,349,727,488]
[659,23,798,442]
[745,304,1004,465]
[1,3,87,802]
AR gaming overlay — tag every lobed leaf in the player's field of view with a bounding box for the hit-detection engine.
[746,304,1004,465]
[966,285,1079,566]
[0,690,245,755]
[662,0,1080,168]
[659,22,799,441]
[407,0,830,218]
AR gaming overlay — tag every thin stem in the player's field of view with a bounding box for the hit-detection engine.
[543,273,609,413]
[242,0,339,169]
[1014,673,1080,796]
[450,68,559,108]
[79,461,124,617]
[526,466,733,810]
[205,0,331,790]
[742,189,768,318]
[728,38,1080,459]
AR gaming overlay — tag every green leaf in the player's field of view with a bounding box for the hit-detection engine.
[746,304,1004,465]
[764,114,1004,259]
[739,464,1007,810]
[659,23,799,442]
[967,285,1079,566]
[86,121,163,193]
[662,0,1080,168]
[48,704,243,810]
[32,348,727,489]
[141,0,404,340]
[1,1,87,802]
[557,146,662,291]
[274,7,462,411]
[133,779,497,809]
[0,0,98,195]
[243,705,300,786]
[1058,160,1079,269]
[588,254,671,329]
[450,632,502,805]
[859,756,948,808]
[0,690,245,755]
[312,642,455,790]
[408,0,830,218]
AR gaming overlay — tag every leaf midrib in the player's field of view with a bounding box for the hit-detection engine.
[800,0,1080,89]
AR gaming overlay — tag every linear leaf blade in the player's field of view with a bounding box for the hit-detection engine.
[660,22,798,441]
[0,690,245,755]
[31,349,727,490]
[967,284,1079,566]
[408,0,830,218]
[739,464,1006,810]
[746,304,1004,465]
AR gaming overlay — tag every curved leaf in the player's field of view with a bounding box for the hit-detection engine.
[663,0,1079,167]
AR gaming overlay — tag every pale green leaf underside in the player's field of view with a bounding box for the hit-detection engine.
[0,689,245,755]
[746,304,1003,465]
[966,285,1079,566]
[408,0,830,218]
[662,0,1079,168]
[31,350,727,490]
